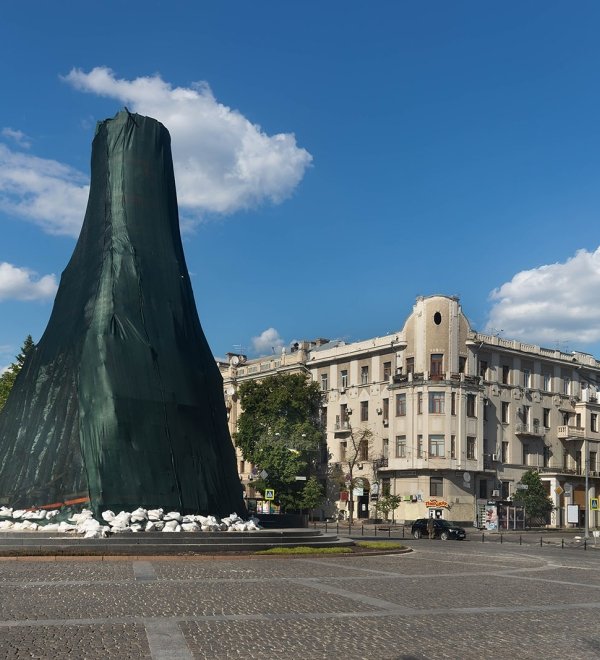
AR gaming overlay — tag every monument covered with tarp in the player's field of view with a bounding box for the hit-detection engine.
[0,110,245,517]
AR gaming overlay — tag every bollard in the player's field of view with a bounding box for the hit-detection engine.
[500,534,503,544]
[540,536,543,547]
[402,526,405,539]
[375,525,377,537]
[361,524,364,536]
[325,521,328,533]
[519,535,522,546]
[482,533,485,543]
[585,539,587,551]
[562,538,564,549]
[388,526,391,538]
[336,522,339,535]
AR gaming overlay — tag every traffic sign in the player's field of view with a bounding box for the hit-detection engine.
[555,485,564,496]
[591,498,599,511]
[265,488,275,500]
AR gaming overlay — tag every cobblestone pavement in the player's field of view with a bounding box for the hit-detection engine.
[0,540,599,659]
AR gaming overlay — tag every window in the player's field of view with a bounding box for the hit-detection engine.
[523,443,530,466]
[396,393,406,416]
[564,376,571,395]
[591,451,597,472]
[340,404,348,424]
[383,361,391,381]
[543,372,551,391]
[479,479,487,499]
[451,392,456,416]
[459,356,466,374]
[406,357,415,375]
[395,435,406,458]
[502,402,509,423]
[417,435,423,458]
[417,392,423,414]
[340,441,347,462]
[340,370,348,388]
[523,405,530,425]
[430,476,443,497]
[359,439,369,461]
[523,369,531,388]
[360,401,368,422]
[450,435,456,459]
[593,414,598,433]
[502,365,510,384]
[320,373,328,391]
[543,446,550,468]
[361,365,369,385]
[501,482,510,499]
[429,434,445,457]
[381,478,391,496]
[382,398,389,420]
[431,354,443,378]
[479,360,488,380]
[501,441,509,463]
[429,392,445,414]
[543,408,550,428]
[382,438,389,459]
[320,407,327,430]
[466,394,476,417]
[239,460,245,473]
[467,437,476,460]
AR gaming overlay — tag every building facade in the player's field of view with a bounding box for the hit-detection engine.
[220,295,600,528]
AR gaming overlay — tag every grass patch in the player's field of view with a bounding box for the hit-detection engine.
[355,541,404,550]
[255,546,353,555]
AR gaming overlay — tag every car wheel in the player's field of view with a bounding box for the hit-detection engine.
[440,531,449,541]
[413,529,421,539]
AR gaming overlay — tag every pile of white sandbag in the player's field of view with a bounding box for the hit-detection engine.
[0,505,260,539]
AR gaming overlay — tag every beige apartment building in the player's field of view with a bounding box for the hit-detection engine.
[220,294,600,528]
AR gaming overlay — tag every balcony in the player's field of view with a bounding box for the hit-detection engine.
[515,423,544,438]
[334,421,350,434]
[557,425,585,440]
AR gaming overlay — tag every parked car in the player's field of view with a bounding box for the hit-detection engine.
[411,518,466,540]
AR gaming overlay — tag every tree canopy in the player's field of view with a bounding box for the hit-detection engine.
[0,335,35,412]
[235,373,326,511]
[512,469,554,524]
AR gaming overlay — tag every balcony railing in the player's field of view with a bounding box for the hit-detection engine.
[334,421,350,432]
[515,423,544,437]
[557,425,585,440]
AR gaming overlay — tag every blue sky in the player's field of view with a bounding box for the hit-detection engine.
[2,2,600,369]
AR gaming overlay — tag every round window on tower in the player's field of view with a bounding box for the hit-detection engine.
[434,311,442,325]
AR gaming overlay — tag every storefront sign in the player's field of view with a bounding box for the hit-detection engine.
[425,499,449,509]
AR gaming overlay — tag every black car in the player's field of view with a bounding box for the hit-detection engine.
[411,518,466,540]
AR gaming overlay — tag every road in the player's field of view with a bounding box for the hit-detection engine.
[0,539,599,659]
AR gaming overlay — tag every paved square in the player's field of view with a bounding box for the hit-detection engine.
[0,541,599,658]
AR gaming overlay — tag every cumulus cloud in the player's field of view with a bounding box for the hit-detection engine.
[63,67,312,219]
[1,128,31,149]
[0,144,89,236]
[486,247,600,346]
[0,262,58,301]
[251,328,285,355]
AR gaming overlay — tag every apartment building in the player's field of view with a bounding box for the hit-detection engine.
[220,294,600,527]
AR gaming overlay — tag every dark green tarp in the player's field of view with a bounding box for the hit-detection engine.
[0,110,246,517]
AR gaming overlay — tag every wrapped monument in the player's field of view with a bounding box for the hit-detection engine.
[0,110,246,517]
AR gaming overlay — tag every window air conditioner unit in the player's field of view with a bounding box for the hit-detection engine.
[492,453,499,462]
[340,388,346,394]
[376,407,383,414]
[346,408,352,414]
[492,489,500,497]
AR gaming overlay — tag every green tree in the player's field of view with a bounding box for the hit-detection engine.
[376,494,402,521]
[341,427,373,523]
[235,373,326,511]
[301,476,325,519]
[0,335,35,412]
[512,469,554,525]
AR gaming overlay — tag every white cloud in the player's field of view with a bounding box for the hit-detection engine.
[486,247,600,346]
[1,128,31,149]
[63,67,312,218]
[0,262,58,301]
[0,364,9,375]
[251,327,285,355]
[0,144,89,236]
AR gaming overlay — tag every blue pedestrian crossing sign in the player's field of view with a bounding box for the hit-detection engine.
[265,488,275,500]
[590,498,599,511]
